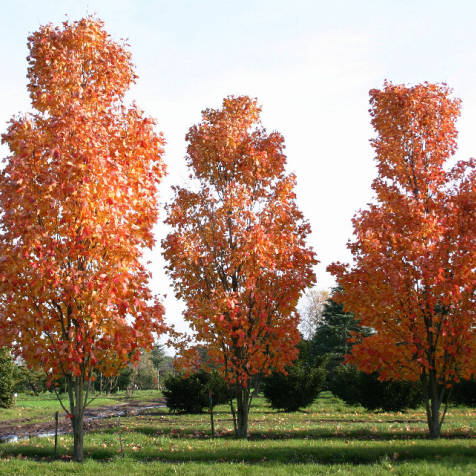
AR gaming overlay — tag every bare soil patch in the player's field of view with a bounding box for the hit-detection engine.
[0,399,166,440]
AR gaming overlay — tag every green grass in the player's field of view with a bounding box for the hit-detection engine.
[0,392,474,474]
[0,458,474,476]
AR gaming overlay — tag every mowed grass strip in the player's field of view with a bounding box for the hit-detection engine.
[0,458,475,476]
[1,432,474,463]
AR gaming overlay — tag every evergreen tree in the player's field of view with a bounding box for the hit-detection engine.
[329,365,424,412]
[309,288,371,377]
[150,344,166,390]
[150,344,166,371]
[163,370,232,413]
[450,378,476,407]
[13,364,47,395]
[0,348,14,408]
[262,340,327,411]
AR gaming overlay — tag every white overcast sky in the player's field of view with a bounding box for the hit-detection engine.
[1,0,476,340]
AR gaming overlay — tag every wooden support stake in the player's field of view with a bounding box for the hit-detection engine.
[54,411,59,459]
[117,415,124,458]
[209,390,215,438]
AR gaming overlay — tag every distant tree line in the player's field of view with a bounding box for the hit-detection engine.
[0,344,173,407]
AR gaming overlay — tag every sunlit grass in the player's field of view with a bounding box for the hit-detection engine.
[0,458,473,476]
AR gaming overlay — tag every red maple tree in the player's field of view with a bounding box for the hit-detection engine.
[0,18,166,460]
[329,82,475,438]
[163,96,317,437]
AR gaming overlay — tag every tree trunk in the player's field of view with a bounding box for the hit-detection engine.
[72,412,84,462]
[424,370,446,439]
[209,391,215,438]
[65,376,86,462]
[236,387,250,438]
[229,398,237,434]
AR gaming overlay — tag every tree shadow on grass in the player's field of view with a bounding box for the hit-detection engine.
[104,422,473,442]
[0,438,474,466]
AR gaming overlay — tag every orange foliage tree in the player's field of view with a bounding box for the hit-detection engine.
[163,96,316,437]
[329,82,475,438]
[0,18,166,461]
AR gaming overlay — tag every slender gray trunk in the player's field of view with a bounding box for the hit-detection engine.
[424,370,446,439]
[229,398,237,434]
[64,376,86,462]
[236,387,250,438]
[72,412,84,462]
[209,391,215,438]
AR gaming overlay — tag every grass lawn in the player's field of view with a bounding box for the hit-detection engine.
[0,391,474,474]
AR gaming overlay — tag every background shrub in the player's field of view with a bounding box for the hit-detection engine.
[163,370,232,413]
[450,378,476,407]
[0,348,14,408]
[329,365,424,412]
[13,364,47,395]
[327,364,362,405]
[263,363,327,412]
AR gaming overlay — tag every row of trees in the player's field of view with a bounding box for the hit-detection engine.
[0,17,474,461]
[161,320,475,415]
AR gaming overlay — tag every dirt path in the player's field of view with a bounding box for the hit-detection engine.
[0,399,166,441]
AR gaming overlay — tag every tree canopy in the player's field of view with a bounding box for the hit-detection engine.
[163,96,316,436]
[0,17,167,460]
[329,82,475,438]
